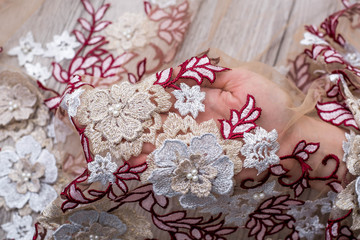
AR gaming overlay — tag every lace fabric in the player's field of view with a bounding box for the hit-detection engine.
[3,0,360,240]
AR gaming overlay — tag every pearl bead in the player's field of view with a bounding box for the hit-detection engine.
[26,173,31,178]
[113,110,119,117]
[191,169,198,175]
[22,173,27,177]
[23,177,29,182]
[192,175,199,182]
[186,173,193,180]
[253,193,259,200]
[114,103,121,110]
[259,193,265,199]
[108,106,114,112]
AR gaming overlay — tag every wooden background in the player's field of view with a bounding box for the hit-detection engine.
[0,0,346,238]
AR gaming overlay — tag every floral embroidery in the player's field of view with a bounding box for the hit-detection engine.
[24,62,52,85]
[7,32,44,66]
[241,127,280,174]
[44,31,81,62]
[88,152,117,185]
[60,88,85,118]
[77,75,171,160]
[0,83,37,126]
[148,112,243,174]
[173,83,205,118]
[220,94,261,139]
[106,13,157,54]
[148,133,234,209]
[1,213,34,240]
[79,81,156,142]
[0,135,57,212]
[53,209,153,240]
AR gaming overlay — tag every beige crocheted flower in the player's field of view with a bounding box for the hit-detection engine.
[0,71,49,143]
[335,179,360,230]
[8,158,45,194]
[77,75,171,160]
[0,84,37,126]
[171,154,218,198]
[106,13,157,54]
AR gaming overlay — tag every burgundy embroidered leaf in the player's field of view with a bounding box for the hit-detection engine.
[94,4,110,21]
[94,21,111,32]
[316,101,359,130]
[246,195,303,240]
[81,0,94,14]
[78,18,91,31]
[154,55,229,88]
[219,94,262,139]
[287,53,312,93]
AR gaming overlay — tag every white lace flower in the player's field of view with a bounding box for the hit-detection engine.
[241,127,280,175]
[148,133,234,209]
[1,213,34,240]
[0,135,58,212]
[60,88,85,117]
[344,52,360,67]
[173,83,205,119]
[149,0,177,8]
[44,31,81,62]
[106,13,157,54]
[300,32,328,46]
[25,62,52,85]
[7,32,44,66]
[88,152,118,185]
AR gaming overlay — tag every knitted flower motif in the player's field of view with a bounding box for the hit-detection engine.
[44,31,81,62]
[0,83,37,126]
[148,133,234,209]
[0,135,58,212]
[7,32,44,66]
[106,13,157,54]
[241,127,280,175]
[1,213,34,240]
[173,83,205,119]
[88,152,118,185]
[53,209,153,240]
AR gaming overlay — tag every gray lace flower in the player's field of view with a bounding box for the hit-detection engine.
[53,210,127,240]
[88,152,118,185]
[148,133,234,209]
[241,127,280,174]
